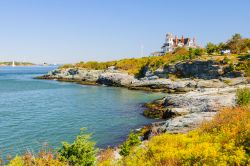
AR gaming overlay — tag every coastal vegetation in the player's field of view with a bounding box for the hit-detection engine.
[6,129,97,166]
[5,93,249,166]
[236,88,250,106]
[119,132,141,156]
[206,33,250,54]
[58,129,97,166]
[2,34,250,166]
[98,106,250,166]
[59,34,250,78]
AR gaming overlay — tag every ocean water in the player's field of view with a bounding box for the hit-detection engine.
[0,66,163,157]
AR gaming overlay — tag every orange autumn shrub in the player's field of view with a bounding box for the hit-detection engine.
[8,150,66,166]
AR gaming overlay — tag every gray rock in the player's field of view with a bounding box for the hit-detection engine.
[149,84,250,134]
[131,78,196,92]
[221,77,248,86]
[174,60,223,79]
[158,112,217,133]
[98,72,135,86]
[196,79,226,88]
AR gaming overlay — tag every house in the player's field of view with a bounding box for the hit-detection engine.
[221,49,231,55]
[161,33,197,53]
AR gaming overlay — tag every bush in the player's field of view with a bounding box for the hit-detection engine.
[97,148,117,166]
[8,151,66,166]
[58,128,97,166]
[235,59,250,76]
[236,88,250,106]
[59,53,199,77]
[119,132,141,156]
[121,107,250,165]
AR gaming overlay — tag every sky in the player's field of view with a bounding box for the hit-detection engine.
[0,0,249,64]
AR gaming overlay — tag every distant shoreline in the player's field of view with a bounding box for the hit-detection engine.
[0,62,35,67]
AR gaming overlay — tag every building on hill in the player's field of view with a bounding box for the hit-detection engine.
[150,33,198,56]
[162,33,197,53]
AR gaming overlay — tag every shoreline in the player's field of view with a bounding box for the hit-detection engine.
[36,66,250,144]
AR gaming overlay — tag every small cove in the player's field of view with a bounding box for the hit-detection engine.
[0,66,164,157]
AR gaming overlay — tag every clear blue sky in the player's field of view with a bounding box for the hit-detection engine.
[0,0,249,64]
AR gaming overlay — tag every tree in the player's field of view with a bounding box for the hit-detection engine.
[226,33,246,54]
[242,38,250,52]
[193,48,204,56]
[58,128,97,166]
[217,42,227,53]
[206,42,218,54]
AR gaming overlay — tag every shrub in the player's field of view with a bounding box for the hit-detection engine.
[97,148,117,166]
[58,128,97,166]
[173,47,189,56]
[59,53,198,77]
[8,151,66,166]
[59,64,75,69]
[189,48,204,56]
[206,42,218,54]
[119,132,141,156]
[122,107,250,165]
[236,88,250,106]
[235,59,250,76]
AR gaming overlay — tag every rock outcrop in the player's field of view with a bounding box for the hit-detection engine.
[145,84,250,137]
[145,60,245,79]
[38,60,250,136]
[98,71,135,87]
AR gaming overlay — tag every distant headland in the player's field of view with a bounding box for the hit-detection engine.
[0,61,35,67]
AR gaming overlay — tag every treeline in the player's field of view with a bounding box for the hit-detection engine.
[206,33,250,54]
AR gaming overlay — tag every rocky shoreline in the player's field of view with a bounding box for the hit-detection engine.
[37,59,250,137]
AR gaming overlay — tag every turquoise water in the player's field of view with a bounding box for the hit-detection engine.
[0,66,162,157]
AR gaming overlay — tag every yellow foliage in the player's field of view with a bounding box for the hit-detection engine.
[9,156,24,166]
[98,106,250,166]
[8,151,67,166]
[60,54,250,78]
[59,53,193,76]
[97,148,117,166]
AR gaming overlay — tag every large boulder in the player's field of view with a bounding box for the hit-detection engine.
[171,60,223,79]
[97,71,135,86]
[75,69,104,82]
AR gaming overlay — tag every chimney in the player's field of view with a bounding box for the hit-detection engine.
[181,35,184,44]
[193,37,196,46]
[175,35,178,46]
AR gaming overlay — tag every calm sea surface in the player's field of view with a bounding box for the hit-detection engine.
[0,66,163,157]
